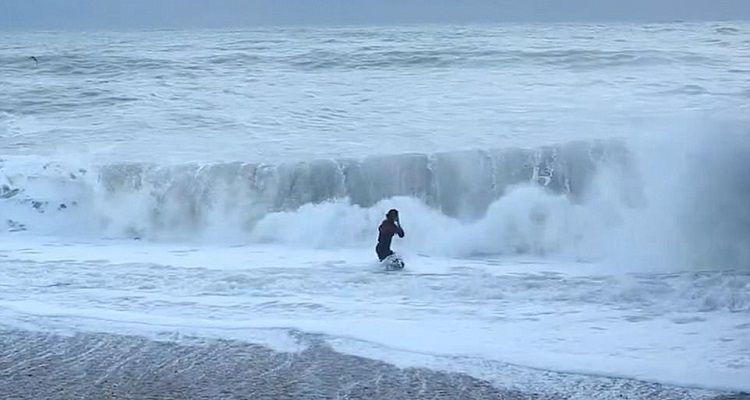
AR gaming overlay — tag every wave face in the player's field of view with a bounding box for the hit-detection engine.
[3,132,750,271]
[0,140,624,237]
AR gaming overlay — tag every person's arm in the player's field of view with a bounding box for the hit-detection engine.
[395,221,405,238]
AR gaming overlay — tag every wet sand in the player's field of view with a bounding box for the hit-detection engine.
[0,329,747,400]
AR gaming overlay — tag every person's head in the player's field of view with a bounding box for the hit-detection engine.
[386,209,399,221]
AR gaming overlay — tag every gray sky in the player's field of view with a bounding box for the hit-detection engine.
[2,0,749,30]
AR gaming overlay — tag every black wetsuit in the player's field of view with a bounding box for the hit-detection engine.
[376,219,404,261]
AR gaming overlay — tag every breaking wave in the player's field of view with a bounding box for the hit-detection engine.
[0,140,624,235]
[1,132,749,270]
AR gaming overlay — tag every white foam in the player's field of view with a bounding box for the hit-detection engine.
[0,237,747,392]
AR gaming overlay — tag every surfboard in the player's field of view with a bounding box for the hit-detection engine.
[382,254,405,271]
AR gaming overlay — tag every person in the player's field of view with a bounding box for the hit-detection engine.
[376,209,404,261]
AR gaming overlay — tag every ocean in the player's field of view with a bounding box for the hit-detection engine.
[1,21,749,398]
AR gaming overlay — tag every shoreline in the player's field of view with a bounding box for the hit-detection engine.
[1,329,747,400]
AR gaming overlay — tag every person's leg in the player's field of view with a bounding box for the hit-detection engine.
[376,245,393,261]
[376,245,386,261]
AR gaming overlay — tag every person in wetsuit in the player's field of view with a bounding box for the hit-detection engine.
[376,209,404,261]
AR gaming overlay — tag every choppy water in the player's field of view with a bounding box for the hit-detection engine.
[1,21,749,396]
[1,22,748,161]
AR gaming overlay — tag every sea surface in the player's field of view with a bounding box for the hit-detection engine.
[1,21,749,397]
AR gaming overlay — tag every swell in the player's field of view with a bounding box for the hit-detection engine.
[0,48,712,75]
[285,48,690,70]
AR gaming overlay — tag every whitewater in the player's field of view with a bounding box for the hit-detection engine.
[1,21,749,398]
